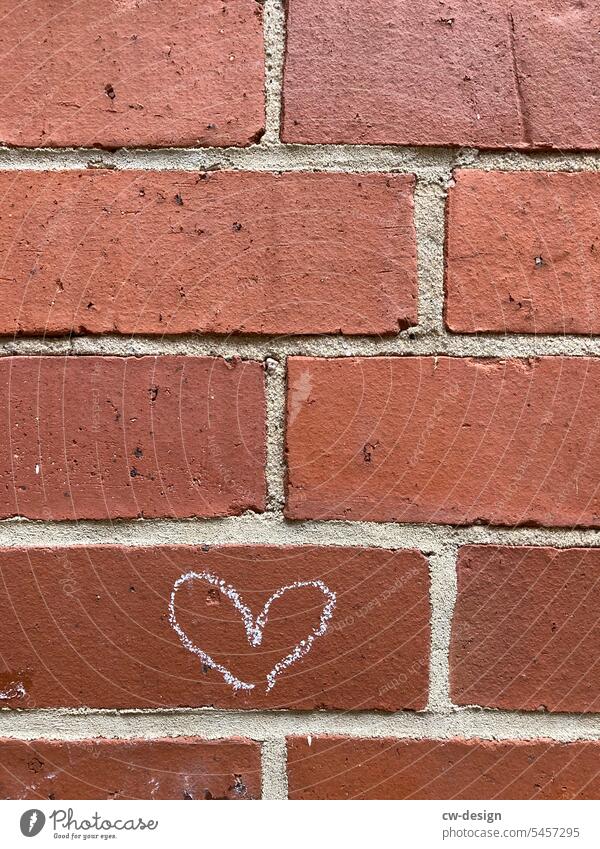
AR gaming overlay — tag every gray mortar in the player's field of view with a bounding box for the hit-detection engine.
[413,177,449,335]
[264,357,286,511]
[262,0,286,145]
[427,546,458,713]
[261,739,288,800]
[1,514,600,549]
[0,3,600,799]
[1,707,600,744]
[0,144,597,176]
[5,334,600,359]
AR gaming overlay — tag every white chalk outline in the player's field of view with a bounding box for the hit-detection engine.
[168,571,336,692]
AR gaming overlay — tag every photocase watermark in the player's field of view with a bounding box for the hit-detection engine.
[60,553,81,599]
[91,388,101,433]
[20,809,45,837]
[379,658,427,697]
[406,375,460,469]
[91,360,103,433]
[19,807,158,839]
[330,566,421,635]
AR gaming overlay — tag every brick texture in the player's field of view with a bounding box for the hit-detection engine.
[0,738,261,799]
[451,546,600,713]
[0,356,266,520]
[0,0,264,148]
[0,171,417,336]
[283,0,600,149]
[285,356,600,527]
[287,737,600,799]
[1,0,599,805]
[446,171,600,334]
[0,545,429,710]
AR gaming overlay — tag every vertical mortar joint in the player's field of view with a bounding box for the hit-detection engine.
[261,0,286,145]
[265,355,286,512]
[261,738,288,799]
[426,542,459,713]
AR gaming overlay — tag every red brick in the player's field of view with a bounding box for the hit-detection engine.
[0,545,429,710]
[451,546,600,713]
[0,738,260,799]
[446,171,600,334]
[282,0,600,149]
[0,0,264,148]
[285,356,600,527]
[0,171,416,336]
[287,737,600,799]
[507,1,600,150]
[0,356,265,520]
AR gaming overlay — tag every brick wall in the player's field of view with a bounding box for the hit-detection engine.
[0,0,599,800]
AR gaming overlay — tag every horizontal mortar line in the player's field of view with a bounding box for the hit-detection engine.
[0,143,599,174]
[465,149,600,173]
[1,708,600,742]
[0,515,598,549]
[2,333,600,359]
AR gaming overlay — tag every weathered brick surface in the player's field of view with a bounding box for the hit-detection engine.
[0,545,429,710]
[0,356,266,520]
[446,171,600,334]
[1,0,599,804]
[506,0,600,150]
[0,171,417,336]
[451,546,600,713]
[0,738,261,799]
[0,0,264,148]
[287,737,600,799]
[283,0,600,149]
[285,356,600,527]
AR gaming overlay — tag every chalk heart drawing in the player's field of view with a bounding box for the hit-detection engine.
[168,571,337,693]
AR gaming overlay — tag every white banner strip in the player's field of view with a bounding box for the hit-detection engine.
[1,799,598,848]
